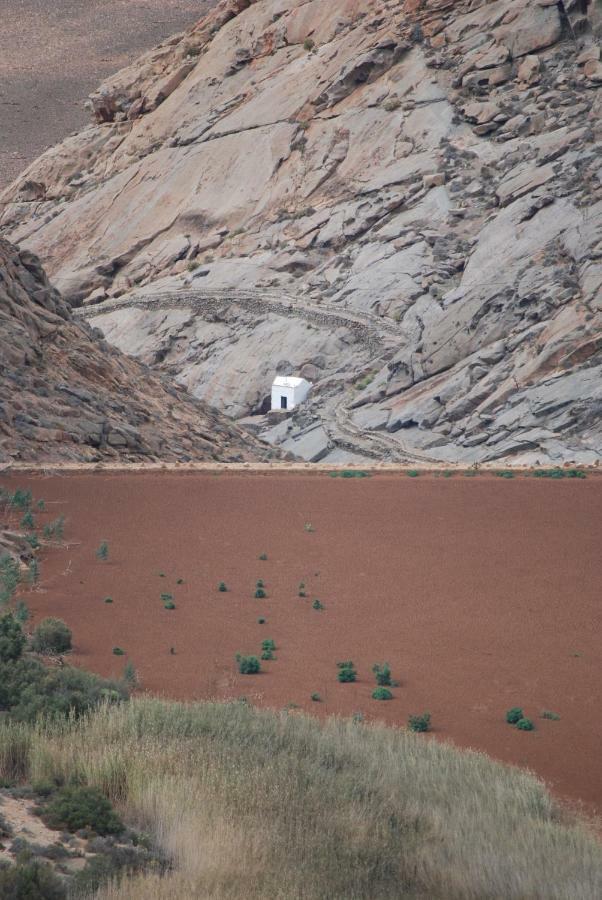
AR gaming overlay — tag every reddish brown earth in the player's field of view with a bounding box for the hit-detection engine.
[3,470,601,817]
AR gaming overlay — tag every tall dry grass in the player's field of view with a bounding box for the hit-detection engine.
[1,698,601,898]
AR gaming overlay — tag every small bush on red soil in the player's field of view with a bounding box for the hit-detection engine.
[96,541,109,561]
[31,618,72,655]
[408,712,431,733]
[218,582,228,592]
[337,661,357,683]
[311,692,321,702]
[372,663,392,686]
[372,687,393,701]
[506,707,524,725]
[112,647,125,656]
[516,718,535,731]
[0,859,66,900]
[236,654,261,675]
[255,587,267,599]
[0,612,27,662]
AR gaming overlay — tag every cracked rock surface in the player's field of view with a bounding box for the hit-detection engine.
[1,0,600,464]
[0,239,272,463]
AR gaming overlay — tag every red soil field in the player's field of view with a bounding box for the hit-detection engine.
[3,470,601,817]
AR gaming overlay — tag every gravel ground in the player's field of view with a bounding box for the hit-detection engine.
[0,0,216,189]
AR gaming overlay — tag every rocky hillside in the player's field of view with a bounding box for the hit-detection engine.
[1,0,600,464]
[0,239,270,462]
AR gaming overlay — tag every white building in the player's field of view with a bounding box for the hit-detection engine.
[271,376,311,411]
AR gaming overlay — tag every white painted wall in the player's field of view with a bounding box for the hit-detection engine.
[271,378,311,411]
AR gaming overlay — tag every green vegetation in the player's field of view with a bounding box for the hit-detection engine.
[257,617,266,625]
[516,718,535,732]
[259,553,268,561]
[31,618,72,655]
[1,555,20,606]
[20,510,35,530]
[407,470,419,477]
[540,710,560,721]
[112,647,125,656]
[372,687,393,701]
[28,558,39,584]
[336,661,357,683]
[310,693,321,702]
[505,707,524,725]
[0,616,126,724]
[372,662,392,687]
[43,516,65,541]
[496,470,515,479]
[15,601,29,625]
[408,712,431,733]
[96,541,109,561]
[123,661,138,689]
[176,578,184,585]
[236,655,261,675]
[160,593,173,604]
[104,596,113,604]
[312,599,324,610]
[8,489,32,510]
[163,600,176,610]
[218,582,228,593]
[45,785,123,835]
[532,468,586,479]
[298,582,306,598]
[0,858,66,899]
[304,523,315,533]
[254,586,267,599]
[0,613,27,662]
[0,698,597,899]
[303,37,315,51]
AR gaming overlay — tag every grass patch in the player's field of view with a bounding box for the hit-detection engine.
[540,710,560,721]
[0,698,594,898]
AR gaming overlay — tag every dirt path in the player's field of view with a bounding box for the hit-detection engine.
[0,0,216,190]
[4,469,601,819]
[78,288,442,463]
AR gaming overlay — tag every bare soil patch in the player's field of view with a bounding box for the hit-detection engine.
[3,470,601,817]
[0,0,216,189]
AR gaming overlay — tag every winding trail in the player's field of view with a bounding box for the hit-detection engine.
[77,286,442,463]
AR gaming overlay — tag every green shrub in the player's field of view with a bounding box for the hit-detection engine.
[372,687,393,701]
[408,712,431,733]
[505,707,524,725]
[257,617,266,625]
[496,471,515,479]
[236,654,260,675]
[259,553,268,560]
[0,858,66,899]
[104,596,113,604]
[337,661,357,683]
[44,785,123,835]
[516,718,535,731]
[255,587,267,599]
[261,650,275,661]
[28,559,39,584]
[15,601,29,625]
[0,613,26,662]
[9,489,32,510]
[407,470,419,477]
[36,500,45,511]
[218,582,228,592]
[112,647,125,656]
[20,510,35,530]
[312,599,324,610]
[163,600,176,610]
[372,663,392,686]
[0,556,20,605]
[298,581,306,598]
[303,37,315,51]
[177,578,184,585]
[31,618,72,655]
[540,710,560,721]
[96,541,109,561]
[0,658,127,723]
[43,516,65,541]
[25,533,39,549]
[161,593,173,603]
[123,661,138,688]
[310,692,321,702]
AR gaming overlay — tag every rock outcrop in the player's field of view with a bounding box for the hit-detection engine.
[1,0,600,464]
[0,239,271,462]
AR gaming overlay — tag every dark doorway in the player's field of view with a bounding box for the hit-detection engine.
[280,396,288,410]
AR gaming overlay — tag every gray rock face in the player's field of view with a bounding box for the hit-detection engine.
[1,0,600,464]
[0,240,272,463]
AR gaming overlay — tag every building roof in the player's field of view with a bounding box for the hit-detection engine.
[272,376,310,388]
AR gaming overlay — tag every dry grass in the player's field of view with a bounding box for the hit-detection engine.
[0,699,601,898]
